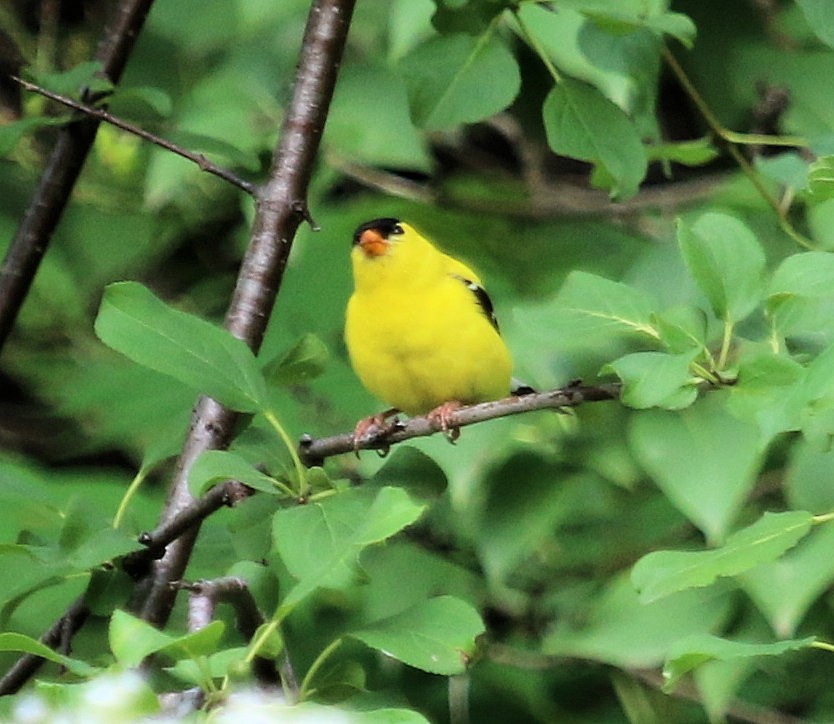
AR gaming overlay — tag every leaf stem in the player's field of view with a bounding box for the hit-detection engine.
[512,9,562,84]
[263,409,308,494]
[717,316,734,371]
[811,640,834,654]
[244,620,280,666]
[662,45,815,250]
[298,637,344,701]
[689,361,720,386]
[113,465,148,529]
[812,511,834,525]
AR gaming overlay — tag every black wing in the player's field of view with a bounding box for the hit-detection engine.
[452,274,500,333]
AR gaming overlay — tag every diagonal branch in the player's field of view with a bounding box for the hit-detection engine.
[9,75,257,195]
[0,0,157,354]
[130,0,357,628]
[0,596,89,695]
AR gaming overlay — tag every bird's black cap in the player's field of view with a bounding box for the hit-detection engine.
[352,218,402,246]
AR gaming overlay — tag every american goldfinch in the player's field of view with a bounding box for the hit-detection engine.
[345,217,513,439]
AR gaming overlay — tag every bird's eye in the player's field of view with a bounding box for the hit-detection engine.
[391,224,404,235]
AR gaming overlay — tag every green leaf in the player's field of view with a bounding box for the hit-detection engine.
[550,0,696,46]
[534,270,660,342]
[0,115,69,155]
[543,573,732,668]
[109,609,224,668]
[0,632,99,677]
[741,522,834,637]
[770,251,834,299]
[808,155,834,198]
[629,395,763,543]
[165,130,261,171]
[542,77,647,199]
[166,646,249,686]
[677,212,766,323]
[371,447,448,501]
[94,281,267,412]
[109,85,174,118]
[767,251,834,339]
[262,332,329,386]
[631,511,814,604]
[514,3,661,130]
[663,633,815,692]
[399,32,520,130]
[756,152,810,193]
[653,306,708,354]
[350,596,485,675]
[727,352,805,447]
[31,60,113,97]
[273,486,426,609]
[189,449,286,496]
[787,439,834,512]
[432,0,512,34]
[325,65,431,170]
[604,351,698,410]
[796,0,834,49]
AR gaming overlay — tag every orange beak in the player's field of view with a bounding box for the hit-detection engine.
[358,228,389,257]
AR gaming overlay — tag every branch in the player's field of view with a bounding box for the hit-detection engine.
[130,0,357,628]
[298,383,622,467]
[122,481,252,579]
[185,576,297,695]
[0,0,157,354]
[9,75,257,195]
[328,152,728,219]
[0,595,89,695]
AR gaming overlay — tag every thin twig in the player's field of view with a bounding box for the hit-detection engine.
[0,0,157,354]
[329,152,727,219]
[131,0,357,629]
[122,481,251,579]
[298,383,621,467]
[9,74,257,195]
[661,44,814,250]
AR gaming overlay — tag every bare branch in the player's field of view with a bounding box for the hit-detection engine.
[298,383,622,467]
[0,0,157,354]
[9,75,257,195]
[131,0,357,628]
[328,154,726,220]
[185,576,297,695]
[0,596,89,695]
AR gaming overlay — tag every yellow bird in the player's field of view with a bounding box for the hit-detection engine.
[345,217,513,439]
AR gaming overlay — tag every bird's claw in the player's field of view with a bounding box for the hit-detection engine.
[427,401,462,444]
[352,408,399,456]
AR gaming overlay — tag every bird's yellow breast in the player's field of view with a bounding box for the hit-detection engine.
[345,226,512,415]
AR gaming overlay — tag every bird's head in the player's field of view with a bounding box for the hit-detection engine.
[350,217,443,293]
[352,217,405,259]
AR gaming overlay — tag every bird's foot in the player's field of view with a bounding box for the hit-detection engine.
[427,401,463,443]
[352,408,400,454]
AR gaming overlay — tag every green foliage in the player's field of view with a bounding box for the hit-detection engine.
[350,596,484,676]
[542,77,648,199]
[95,281,268,413]
[399,32,520,130]
[5,0,834,722]
[632,511,815,603]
